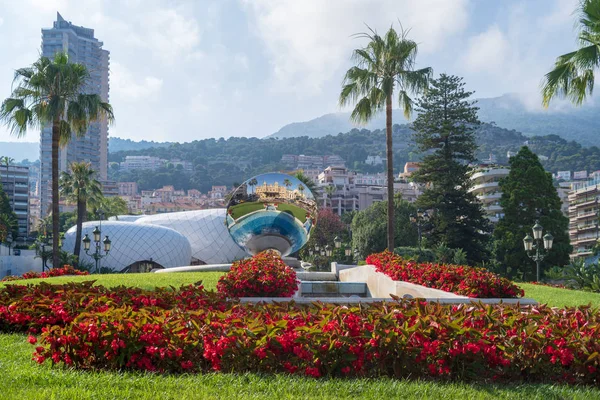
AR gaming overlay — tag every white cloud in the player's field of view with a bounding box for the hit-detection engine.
[110,62,163,100]
[463,25,510,73]
[0,17,4,27]
[242,0,470,94]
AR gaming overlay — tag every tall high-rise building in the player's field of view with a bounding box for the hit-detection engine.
[39,12,109,217]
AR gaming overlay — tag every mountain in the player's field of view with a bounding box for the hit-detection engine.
[0,137,173,162]
[268,94,600,146]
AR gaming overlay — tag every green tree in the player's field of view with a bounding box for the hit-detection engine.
[493,146,571,280]
[293,171,317,194]
[0,181,17,245]
[339,25,432,252]
[93,196,129,220]
[0,52,114,268]
[324,185,336,208]
[412,74,490,264]
[59,161,103,265]
[351,196,418,257]
[542,0,600,106]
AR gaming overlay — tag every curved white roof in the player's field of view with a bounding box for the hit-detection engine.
[63,221,192,271]
[135,209,247,264]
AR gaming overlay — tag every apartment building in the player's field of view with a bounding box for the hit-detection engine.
[568,179,600,259]
[469,165,510,223]
[1,165,30,236]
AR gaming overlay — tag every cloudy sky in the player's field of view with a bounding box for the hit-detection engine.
[0,0,584,143]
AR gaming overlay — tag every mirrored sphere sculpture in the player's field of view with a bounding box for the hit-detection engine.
[226,173,318,256]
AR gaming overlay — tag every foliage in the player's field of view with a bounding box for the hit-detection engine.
[0,181,18,242]
[366,251,523,298]
[301,209,347,256]
[10,285,597,385]
[1,266,89,282]
[340,24,432,252]
[542,0,600,106]
[60,161,103,265]
[92,196,129,220]
[493,147,571,280]
[0,52,114,270]
[351,197,417,258]
[562,259,600,292]
[393,247,435,262]
[217,252,298,298]
[412,74,490,264]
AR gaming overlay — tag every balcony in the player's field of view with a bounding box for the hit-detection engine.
[485,204,503,213]
[477,192,502,201]
[470,168,509,181]
[469,182,500,193]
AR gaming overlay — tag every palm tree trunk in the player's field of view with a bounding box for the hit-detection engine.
[73,198,84,267]
[386,94,394,252]
[51,120,60,269]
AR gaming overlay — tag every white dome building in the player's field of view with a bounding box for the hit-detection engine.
[63,221,192,272]
[135,209,247,264]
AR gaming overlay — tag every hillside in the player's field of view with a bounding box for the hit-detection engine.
[269,94,600,146]
[107,123,600,193]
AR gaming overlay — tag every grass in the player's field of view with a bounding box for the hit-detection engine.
[519,283,600,308]
[1,333,599,400]
[1,273,600,398]
[230,201,308,222]
[0,271,223,291]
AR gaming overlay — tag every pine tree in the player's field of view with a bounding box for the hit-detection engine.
[412,74,490,264]
[493,146,571,280]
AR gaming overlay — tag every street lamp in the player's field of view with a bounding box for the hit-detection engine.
[334,236,342,249]
[325,244,332,257]
[6,236,12,256]
[83,227,111,273]
[523,220,554,281]
[344,244,352,263]
[410,209,429,254]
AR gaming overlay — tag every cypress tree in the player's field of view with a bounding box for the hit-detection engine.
[412,74,490,264]
[493,146,571,280]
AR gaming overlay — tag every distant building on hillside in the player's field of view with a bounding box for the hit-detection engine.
[118,182,138,197]
[120,156,165,171]
[365,155,384,166]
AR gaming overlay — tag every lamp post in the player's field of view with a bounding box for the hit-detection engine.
[344,244,352,263]
[6,236,12,256]
[523,220,554,282]
[410,209,429,254]
[83,219,112,273]
[334,236,342,249]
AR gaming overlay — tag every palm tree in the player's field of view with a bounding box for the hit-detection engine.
[0,52,114,268]
[293,171,317,193]
[59,161,102,265]
[339,25,431,251]
[324,184,336,208]
[248,178,258,195]
[542,0,600,106]
[298,183,305,198]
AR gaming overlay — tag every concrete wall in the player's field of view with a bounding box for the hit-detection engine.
[0,255,43,278]
[339,265,470,299]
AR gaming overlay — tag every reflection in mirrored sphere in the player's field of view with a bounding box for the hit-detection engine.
[226,173,318,256]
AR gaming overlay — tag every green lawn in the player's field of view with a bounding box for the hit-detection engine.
[0,333,598,400]
[0,271,223,291]
[230,201,308,222]
[519,283,600,308]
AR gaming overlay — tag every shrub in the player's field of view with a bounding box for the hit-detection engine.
[31,299,600,385]
[394,247,435,262]
[217,252,298,298]
[366,251,523,298]
[1,265,89,282]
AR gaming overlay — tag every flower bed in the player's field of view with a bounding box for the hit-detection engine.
[1,265,89,282]
[217,251,298,297]
[366,251,523,298]
[32,296,600,384]
[1,281,599,384]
